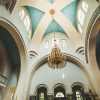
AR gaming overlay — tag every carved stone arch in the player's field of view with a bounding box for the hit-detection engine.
[35,84,48,100]
[35,84,48,94]
[85,5,100,95]
[53,83,67,97]
[71,82,86,100]
[53,83,67,91]
[71,82,86,92]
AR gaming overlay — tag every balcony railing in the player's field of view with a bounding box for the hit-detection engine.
[0,73,7,87]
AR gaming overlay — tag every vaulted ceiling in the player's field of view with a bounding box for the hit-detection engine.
[18,0,84,52]
[19,0,80,36]
[27,0,79,36]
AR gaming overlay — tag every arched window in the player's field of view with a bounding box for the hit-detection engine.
[78,9,85,26]
[24,16,30,31]
[54,85,66,99]
[61,39,66,47]
[39,92,44,100]
[72,84,85,100]
[37,87,47,100]
[82,2,88,12]
[44,41,49,49]
[56,92,64,97]
[19,9,25,20]
[52,37,59,47]
[19,8,32,39]
[76,90,83,100]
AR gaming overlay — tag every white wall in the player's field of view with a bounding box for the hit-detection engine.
[30,62,89,95]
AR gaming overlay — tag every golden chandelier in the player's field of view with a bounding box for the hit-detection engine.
[48,9,66,69]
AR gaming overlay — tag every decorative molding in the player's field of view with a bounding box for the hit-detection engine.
[53,83,67,91]
[76,46,84,55]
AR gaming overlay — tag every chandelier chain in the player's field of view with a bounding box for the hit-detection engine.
[48,9,66,69]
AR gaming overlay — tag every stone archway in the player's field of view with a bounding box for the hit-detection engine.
[53,83,67,100]
[87,15,100,95]
[0,18,27,100]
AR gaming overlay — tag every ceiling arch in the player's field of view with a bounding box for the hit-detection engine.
[0,17,29,100]
[18,0,84,53]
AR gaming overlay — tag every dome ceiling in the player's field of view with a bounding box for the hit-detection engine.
[26,0,79,36]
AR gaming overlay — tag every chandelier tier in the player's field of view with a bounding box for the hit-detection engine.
[48,43,66,68]
[48,9,66,69]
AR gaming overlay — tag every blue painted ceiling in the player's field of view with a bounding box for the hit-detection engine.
[48,0,55,3]
[44,20,66,36]
[27,0,79,36]
[27,7,44,34]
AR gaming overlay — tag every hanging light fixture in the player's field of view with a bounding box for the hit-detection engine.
[48,9,66,69]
